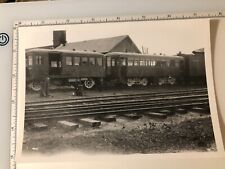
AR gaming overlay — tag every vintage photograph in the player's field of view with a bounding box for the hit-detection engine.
[16,19,221,159]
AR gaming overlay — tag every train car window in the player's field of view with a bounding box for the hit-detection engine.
[140,60,144,66]
[151,60,156,66]
[51,61,58,67]
[74,56,80,66]
[59,61,62,68]
[81,57,88,65]
[96,58,103,66]
[128,58,134,66]
[121,58,126,66]
[66,56,73,66]
[166,61,170,67]
[89,57,95,66]
[28,56,33,66]
[111,59,115,67]
[146,60,148,66]
[134,59,139,66]
[26,55,33,66]
[35,55,43,65]
[107,57,111,67]
[146,60,150,66]
[156,61,167,67]
[26,57,28,67]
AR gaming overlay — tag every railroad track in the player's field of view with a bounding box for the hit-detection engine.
[26,88,207,108]
[25,88,209,121]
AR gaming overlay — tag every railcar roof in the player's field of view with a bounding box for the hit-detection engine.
[105,52,183,59]
[26,48,104,56]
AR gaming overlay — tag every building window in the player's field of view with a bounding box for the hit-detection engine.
[96,58,103,66]
[89,57,95,65]
[66,56,72,65]
[35,56,43,65]
[81,57,88,65]
[74,56,80,66]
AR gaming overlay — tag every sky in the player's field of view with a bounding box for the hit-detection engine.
[19,19,209,55]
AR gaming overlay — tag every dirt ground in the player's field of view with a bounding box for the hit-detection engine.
[23,112,216,155]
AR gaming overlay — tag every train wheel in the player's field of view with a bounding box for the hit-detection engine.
[141,78,148,86]
[84,79,95,89]
[127,79,134,87]
[168,77,176,85]
[29,81,41,91]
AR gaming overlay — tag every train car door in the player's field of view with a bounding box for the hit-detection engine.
[156,60,167,76]
[49,53,62,75]
[111,56,127,80]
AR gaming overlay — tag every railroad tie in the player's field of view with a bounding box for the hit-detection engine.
[175,108,187,114]
[122,113,142,120]
[145,112,167,119]
[33,123,48,130]
[58,121,79,129]
[79,118,101,127]
[191,106,210,114]
[158,109,174,116]
[95,115,117,122]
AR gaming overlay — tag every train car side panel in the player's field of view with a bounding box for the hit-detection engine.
[26,50,49,82]
[189,53,206,77]
[61,52,105,78]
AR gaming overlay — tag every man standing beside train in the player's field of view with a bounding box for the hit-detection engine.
[45,76,50,97]
[40,76,50,97]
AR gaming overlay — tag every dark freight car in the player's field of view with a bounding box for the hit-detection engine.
[105,52,184,86]
[178,48,206,84]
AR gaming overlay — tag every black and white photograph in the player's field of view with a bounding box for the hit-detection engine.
[15,18,224,163]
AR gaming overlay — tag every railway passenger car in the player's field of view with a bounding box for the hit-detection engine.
[26,48,105,90]
[105,52,184,86]
[26,48,206,91]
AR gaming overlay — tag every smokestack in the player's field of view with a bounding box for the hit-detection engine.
[53,30,66,48]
